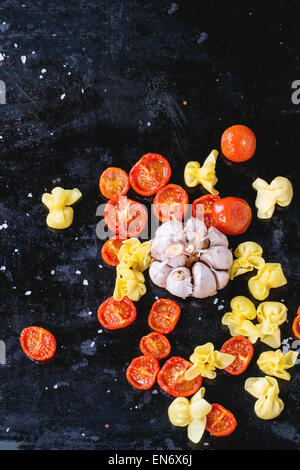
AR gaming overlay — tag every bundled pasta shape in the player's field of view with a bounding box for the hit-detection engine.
[244,376,284,420]
[252,176,293,219]
[221,296,259,343]
[118,238,151,272]
[184,342,234,380]
[257,349,298,381]
[168,387,212,443]
[248,263,287,301]
[42,187,82,229]
[255,302,287,348]
[184,150,219,194]
[230,242,265,280]
[114,262,146,302]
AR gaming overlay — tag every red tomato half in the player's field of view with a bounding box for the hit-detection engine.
[99,167,130,199]
[139,332,171,360]
[97,296,137,330]
[126,355,160,390]
[129,153,171,196]
[211,197,252,235]
[292,308,300,339]
[192,194,220,227]
[148,299,181,334]
[153,184,189,222]
[104,196,147,237]
[206,404,237,437]
[221,125,256,162]
[20,327,56,362]
[101,236,125,266]
[220,336,253,375]
[157,356,202,397]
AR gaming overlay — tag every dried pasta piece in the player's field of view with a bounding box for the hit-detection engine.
[42,187,82,229]
[222,296,260,344]
[257,349,298,381]
[230,241,265,280]
[168,387,212,443]
[184,150,219,194]
[248,263,287,301]
[244,376,284,420]
[252,176,293,219]
[255,301,287,348]
[184,343,234,380]
[118,238,152,272]
[113,262,146,302]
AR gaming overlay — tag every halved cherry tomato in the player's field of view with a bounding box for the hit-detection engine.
[221,125,256,162]
[126,355,160,390]
[104,196,147,237]
[139,332,171,360]
[97,296,137,330]
[101,236,125,266]
[99,167,130,199]
[20,326,56,362]
[211,197,252,235]
[206,404,237,437]
[153,184,188,222]
[292,307,300,339]
[148,299,181,334]
[220,336,253,375]
[129,153,171,196]
[192,194,220,227]
[157,356,202,397]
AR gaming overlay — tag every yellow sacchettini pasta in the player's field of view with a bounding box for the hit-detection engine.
[168,387,212,444]
[248,263,287,301]
[42,187,82,229]
[257,349,298,381]
[113,262,146,302]
[252,176,293,219]
[184,150,219,194]
[118,238,152,272]
[244,376,284,420]
[230,241,265,280]
[255,302,287,348]
[184,343,234,380]
[222,296,260,343]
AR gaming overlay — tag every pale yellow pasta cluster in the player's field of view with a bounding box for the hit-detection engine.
[184,150,219,194]
[252,176,293,219]
[257,349,298,381]
[168,387,212,443]
[248,263,287,301]
[222,297,287,348]
[230,242,265,280]
[244,376,284,420]
[113,239,151,302]
[184,342,234,380]
[42,187,82,229]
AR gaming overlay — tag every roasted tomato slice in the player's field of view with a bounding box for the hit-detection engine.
[139,332,171,360]
[99,167,130,199]
[192,194,220,227]
[292,308,300,339]
[129,153,171,196]
[20,326,56,362]
[211,197,252,235]
[221,125,256,162]
[97,296,137,330]
[101,236,125,266]
[220,336,253,375]
[153,184,188,222]
[157,356,202,397]
[126,355,160,390]
[206,404,237,437]
[104,196,147,237]
[148,299,181,334]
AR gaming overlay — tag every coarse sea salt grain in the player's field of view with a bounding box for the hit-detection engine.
[25,290,31,296]
[213,298,218,305]
[76,270,81,274]
[217,305,224,311]
[0,266,6,271]
[60,93,66,100]
[0,222,8,230]
[27,192,32,197]
[83,279,88,286]
[21,55,26,64]
[51,270,55,275]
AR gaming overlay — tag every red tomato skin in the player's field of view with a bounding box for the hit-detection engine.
[20,327,57,362]
[206,404,237,437]
[153,184,189,222]
[220,336,254,375]
[148,299,181,334]
[129,153,171,196]
[139,332,171,360]
[101,236,124,266]
[211,197,252,235]
[192,194,220,227]
[99,167,130,199]
[104,197,147,238]
[157,356,202,397]
[126,355,160,390]
[221,125,256,162]
[292,315,300,339]
[97,296,137,330]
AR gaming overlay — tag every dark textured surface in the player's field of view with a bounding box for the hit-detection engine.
[0,0,300,450]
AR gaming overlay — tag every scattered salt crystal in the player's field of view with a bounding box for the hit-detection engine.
[14,248,19,252]
[83,279,88,285]
[27,192,32,197]
[147,122,151,127]
[32,51,36,55]
[21,55,26,64]
[90,341,95,348]
[53,384,58,389]
[0,266,6,271]
[0,53,4,61]
[154,296,159,300]
[6,428,9,433]
[41,68,46,73]
[0,222,8,230]
[88,311,92,316]
[75,270,81,275]
[152,390,158,395]
[98,329,103,334]
[60,93,66,100]
[25,290,31,296]
[213,298,218,305]
[217,305,224,310]
[50,270,55,275]
[98,264,103,269]
[107,389,110,393]
[81,88,84,93]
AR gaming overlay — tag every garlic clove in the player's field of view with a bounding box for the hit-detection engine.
[192,262,217,298]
